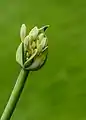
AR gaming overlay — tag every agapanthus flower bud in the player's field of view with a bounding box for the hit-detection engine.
[28,26,39,40]
[16,24,49,71]
[20,24,26,41]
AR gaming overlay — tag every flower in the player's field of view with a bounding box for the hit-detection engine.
[16,24,49,71]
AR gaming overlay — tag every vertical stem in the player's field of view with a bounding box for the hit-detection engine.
[0,68,29,120]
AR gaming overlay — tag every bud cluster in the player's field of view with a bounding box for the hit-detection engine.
[16,24,49,71]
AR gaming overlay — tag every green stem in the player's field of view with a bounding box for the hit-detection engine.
[0,68,29,120]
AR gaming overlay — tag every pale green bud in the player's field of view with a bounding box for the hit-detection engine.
[37,37,47,53]
[40,37,47,49]
[20,24,26,41]
[16,24,49,71]
[23,35,30,50]
[29,26,39,40]
[26,47,48,71]
[38,33,44,42]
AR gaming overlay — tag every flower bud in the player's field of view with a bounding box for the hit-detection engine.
[26,47,48,71]
[40,37,47,49]
[29,26,39,40]
[16,24,49,71]
[20,24,26,41]
[38,33,44,42]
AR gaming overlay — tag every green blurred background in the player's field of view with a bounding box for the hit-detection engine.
[0,0,86,120]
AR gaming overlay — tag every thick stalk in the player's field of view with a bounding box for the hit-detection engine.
[0,68,29,120]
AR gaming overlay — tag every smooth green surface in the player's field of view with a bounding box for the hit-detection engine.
[1,69,29,120]
[0,0,86,120]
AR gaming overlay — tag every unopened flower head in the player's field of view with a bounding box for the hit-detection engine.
[16,24,49,71]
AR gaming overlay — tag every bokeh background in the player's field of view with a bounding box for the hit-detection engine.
[0,0,86,120]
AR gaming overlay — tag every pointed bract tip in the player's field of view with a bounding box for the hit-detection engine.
[39,25,50,32]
